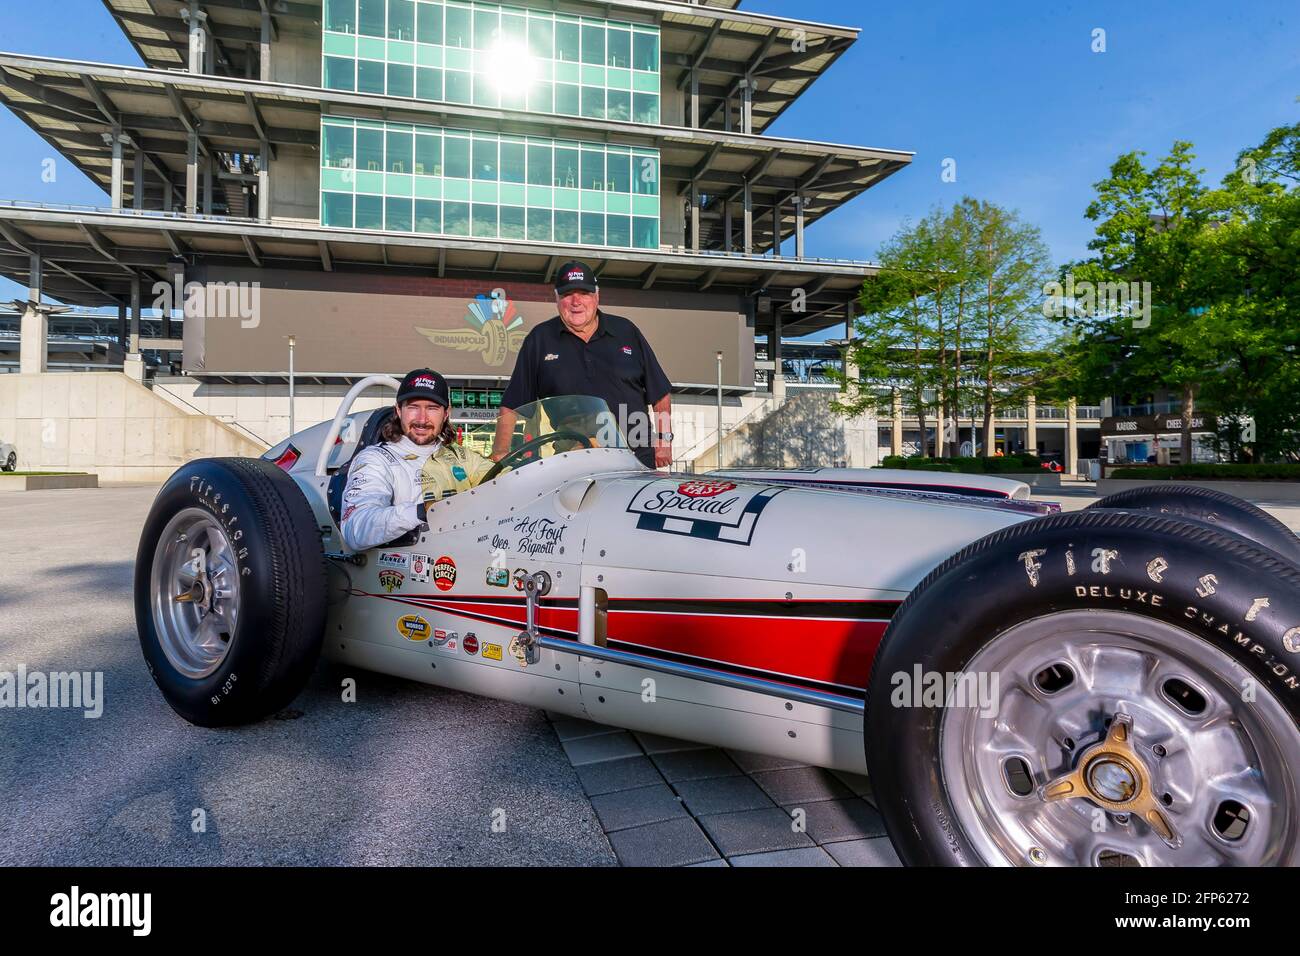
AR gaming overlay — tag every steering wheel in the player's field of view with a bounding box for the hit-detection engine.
[480,429,594,483]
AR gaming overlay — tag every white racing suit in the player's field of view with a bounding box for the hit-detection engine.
[339,435,494,551]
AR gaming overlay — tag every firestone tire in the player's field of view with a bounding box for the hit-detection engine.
[1090,482,1300,564]
[865,509,1300,866]
[135,457,327,726]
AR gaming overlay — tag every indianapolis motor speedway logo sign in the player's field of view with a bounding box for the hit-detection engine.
[415,287,526,368]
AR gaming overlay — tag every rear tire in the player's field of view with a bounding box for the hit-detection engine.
[1090,482,1300,564]
[866,509,1300,866]
[135,458,327,726]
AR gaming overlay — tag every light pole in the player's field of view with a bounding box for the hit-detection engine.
[716,350,723,469]
[287,334,296,438]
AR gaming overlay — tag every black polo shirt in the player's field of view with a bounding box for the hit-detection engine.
[501,311,671,467]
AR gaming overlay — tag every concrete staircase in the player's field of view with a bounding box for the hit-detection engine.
[0,372,267,482]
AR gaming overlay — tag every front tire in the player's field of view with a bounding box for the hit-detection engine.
[135,458,327,726]
[865,509,1300,866]
[2,451,15,472]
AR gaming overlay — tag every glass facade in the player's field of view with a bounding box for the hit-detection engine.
[321,0,661,125]
[320,116,661,249]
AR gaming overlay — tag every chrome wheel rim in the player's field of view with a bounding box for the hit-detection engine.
[150,508,241,679]
[940,610,1300,866]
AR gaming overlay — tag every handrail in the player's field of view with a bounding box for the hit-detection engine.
[150,381,272,448]
[315,374,401,477]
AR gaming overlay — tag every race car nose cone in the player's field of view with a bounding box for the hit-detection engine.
[1087,757,1138,803]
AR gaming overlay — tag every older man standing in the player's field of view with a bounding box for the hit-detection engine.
[491,261,673,468]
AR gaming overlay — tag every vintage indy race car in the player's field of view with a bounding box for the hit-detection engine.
[135,376,1300,866]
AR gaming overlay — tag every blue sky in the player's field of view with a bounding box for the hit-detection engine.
[1,0,1297,319]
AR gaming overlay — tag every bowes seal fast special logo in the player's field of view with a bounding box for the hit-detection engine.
[432,555,457,591]
[626,478,783,546]
[415,288,525,368]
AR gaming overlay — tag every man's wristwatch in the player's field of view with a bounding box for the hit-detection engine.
[656,432,674,442]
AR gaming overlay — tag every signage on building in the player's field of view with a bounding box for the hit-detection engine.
[1101,413,1217,438]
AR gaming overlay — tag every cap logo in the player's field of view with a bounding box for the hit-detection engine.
[413,376,436,389]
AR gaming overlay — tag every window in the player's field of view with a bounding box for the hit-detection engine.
[580,86,604,119]
[528,81,553,113]
[324,56,356,91]
[581,24,603,65]
[500,205,525,240]
[606,28,629,68]
[387,0,414,40]
[356,194,384,229]
[387,62,414,97]
[633,31,657,72]
[581,149,604,191]
[325,0,358,33]
[472,137,497,180]
[633,92,658,124]
[416,66,443,100]
[359,0,385,37]
[358,59,385,93]
[556,19,580,62]
[553,146,578,188]
[323,124,355,168]
[500,141,525,183]
[444,3,470,47]
[633,215,658,248]
[445,69,471,103]
[386,195,413,231]
[554,210,579,244]
[631,154,657,195]
[416,1,442,44]
[528,16,553,58]
[386,129,413,172]
[607,150,630,192]
[474,8,498,49]
[415,133,440,175]
[526,207,552,241]
[555,83,579,116]
[471,203,497,237]
[357,127,384,171]
[606,89,630,122]
[444,200,470,235]
[322,191,354,227]
[527,143,551,185]
[415,199,441,232]
[606,214,630,247]
[444,135,470,178]
[580,212,604,245]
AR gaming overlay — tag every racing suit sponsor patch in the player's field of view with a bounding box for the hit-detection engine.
[626,479,783,546]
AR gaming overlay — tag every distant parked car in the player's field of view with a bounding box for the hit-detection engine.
[0,441,16,472]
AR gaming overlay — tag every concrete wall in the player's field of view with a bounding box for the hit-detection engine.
[270,27,322,87]
[270,145,321,224]
[0,373,265,483]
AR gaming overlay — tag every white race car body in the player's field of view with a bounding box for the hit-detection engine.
[261,383,1058,774]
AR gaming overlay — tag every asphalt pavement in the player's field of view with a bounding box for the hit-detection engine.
[0,485,615,866]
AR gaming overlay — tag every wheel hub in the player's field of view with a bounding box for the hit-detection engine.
[1086,755,1139,804]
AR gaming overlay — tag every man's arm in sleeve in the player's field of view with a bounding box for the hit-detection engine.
[465,446,499,484]
[638,327,674,467]
[494,329,539,459]
[339,449,422,552]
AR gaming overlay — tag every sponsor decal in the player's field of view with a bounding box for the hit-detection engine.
[677,479,736,499]
[512,516,566,557]
[433,555,457,591]
[482,642,503,661]
[341,504,356,522]
[514,568,528,590]
[621,345,633,356]
[378,569,405,593]
[445,638,457,651]
[378,552,409,571]
[463,633,480,655]
[403,453,419,461]
[544,352,559,361]
[452,465,467,481]
[414,289,525,368]
[431,628,451,646]
[626,479,783,546]
[396,614,431,641]
[273,444,300,472]
[486,566,510,588]
[410,553,432,583]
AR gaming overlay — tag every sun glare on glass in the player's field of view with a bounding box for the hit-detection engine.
[485,40,537,96]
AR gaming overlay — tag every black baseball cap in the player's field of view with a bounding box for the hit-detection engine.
[554,260,597,295]
[396,368,450,407]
